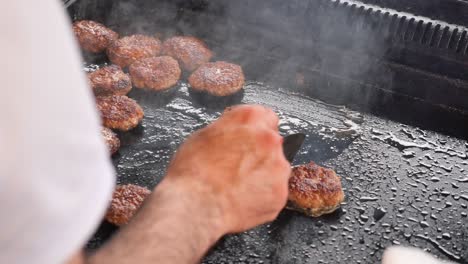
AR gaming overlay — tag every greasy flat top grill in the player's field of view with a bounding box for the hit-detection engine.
[87,82,468,263]
[69,0,468,263]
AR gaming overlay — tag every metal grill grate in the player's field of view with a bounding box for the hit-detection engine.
[315,0,468,56]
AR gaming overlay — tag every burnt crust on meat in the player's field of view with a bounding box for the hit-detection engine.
[287,162,345,217]
[96,95,144,131]
[107,35,162,68]
[162,36,213,72]
[72,20,119,53]
[188,61,245,97]
[105,184,151,226]
[88,65,132,96]
[129,56,181,91]
[101,127,120,155]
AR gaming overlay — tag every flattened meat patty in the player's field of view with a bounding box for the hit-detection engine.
[96,95,144,131]
[101,127,120,155]
[188,61,245,96]
[129,56,181,91]
[107,35,162,68]
[105,184,151,226]
[288,162,344,217]
[88,65,132,96]
[162,36,213,72]
[72,20,119,53]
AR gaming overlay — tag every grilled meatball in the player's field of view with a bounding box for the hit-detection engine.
[188,61,245,96]
[101,127,120,155]
[72,20,119,53]
[96,95,144,131]
[287,162,344,217]
[129,56,181,91]
[105,184,151,226]
[162,36,213,72]
[107,35,162,68]
[88,65,132,96]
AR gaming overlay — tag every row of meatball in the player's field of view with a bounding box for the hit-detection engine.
[74,20,245,97]
[73,20,247,155]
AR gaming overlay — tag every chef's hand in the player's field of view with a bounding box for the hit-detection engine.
[164,104,291,233]
[88,105,291,264]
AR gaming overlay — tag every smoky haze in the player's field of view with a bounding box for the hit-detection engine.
[72,0,397,107]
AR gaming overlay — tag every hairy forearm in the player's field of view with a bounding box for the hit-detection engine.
[88,179,225,264]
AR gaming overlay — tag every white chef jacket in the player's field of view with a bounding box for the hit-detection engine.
[0,1,114,264]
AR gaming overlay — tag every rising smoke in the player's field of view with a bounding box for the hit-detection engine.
[72,0,394,107]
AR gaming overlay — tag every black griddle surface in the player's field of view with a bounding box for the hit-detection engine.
[87,81,468,264]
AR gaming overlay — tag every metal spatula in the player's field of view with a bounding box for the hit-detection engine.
[282,133,306,164]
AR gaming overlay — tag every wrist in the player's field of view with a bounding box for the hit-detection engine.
[153,177,227,245]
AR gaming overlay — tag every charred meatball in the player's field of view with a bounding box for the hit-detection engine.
[107,35,162,68]
[105,184,151,226]
[188,61,245,96]
[129,56,181,91]
[101,127,120,155]
[162,36,213,72]
[72,20,119,53]
[287,162,345,217]
[96,95,144,131]
[88,65,132,96]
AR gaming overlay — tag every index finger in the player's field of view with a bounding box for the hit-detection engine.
[219,104,279,130]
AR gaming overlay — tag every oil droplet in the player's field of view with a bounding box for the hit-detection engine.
[360,197,378,202]
[442,233,452,240]
[419,162,432,169]
[441,191,451,197]
[439,165,453,172]
[355,207,366,214]
[402,150,416,158]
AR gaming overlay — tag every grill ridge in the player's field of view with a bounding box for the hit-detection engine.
[324,0,468,57]
[413,20,423,43]
[430,24,441,48]
[457,30,468,53]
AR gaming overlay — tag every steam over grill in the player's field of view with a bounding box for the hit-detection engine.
[70,0,468,137]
